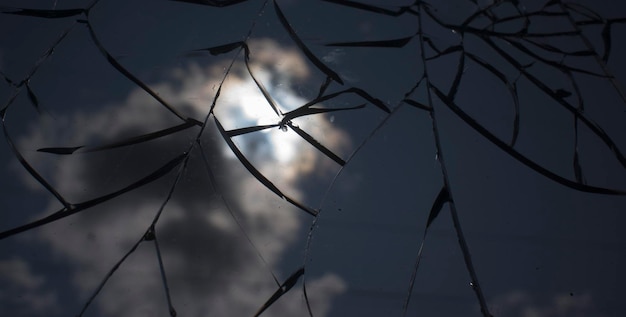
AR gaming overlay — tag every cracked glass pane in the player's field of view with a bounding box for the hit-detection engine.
[1,1,625,316]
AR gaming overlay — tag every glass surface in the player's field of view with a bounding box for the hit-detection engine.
[1,1,625,316]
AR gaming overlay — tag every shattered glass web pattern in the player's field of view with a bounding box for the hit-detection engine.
[0,0,625,316]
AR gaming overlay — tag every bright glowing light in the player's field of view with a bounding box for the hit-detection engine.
[13,39,348,317]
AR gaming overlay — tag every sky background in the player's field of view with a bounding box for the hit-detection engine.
[1,0,625,316]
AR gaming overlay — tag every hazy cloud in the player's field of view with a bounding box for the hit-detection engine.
[490,291,606,317]
[13,39,347,316]
[0,258,59,314]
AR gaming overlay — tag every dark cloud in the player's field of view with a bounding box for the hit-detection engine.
[8,40,346,317]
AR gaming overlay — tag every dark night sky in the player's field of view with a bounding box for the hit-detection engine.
[1,1,625,317]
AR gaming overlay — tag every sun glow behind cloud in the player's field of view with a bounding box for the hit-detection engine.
[4,39,348,317]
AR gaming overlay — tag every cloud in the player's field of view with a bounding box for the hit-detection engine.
[0,258,59,314]
[13,39,347,316]
[489,290,605,317]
